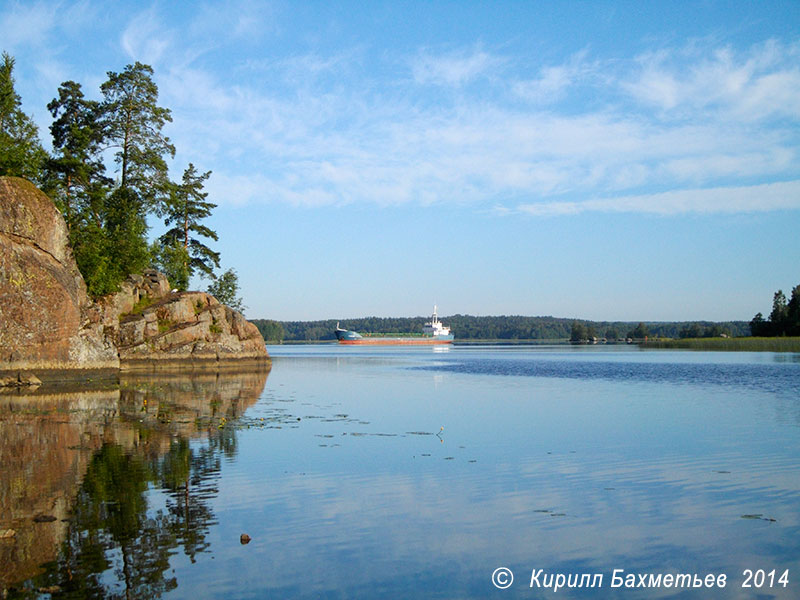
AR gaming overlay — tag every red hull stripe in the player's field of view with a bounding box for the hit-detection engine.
[337,339,453,345]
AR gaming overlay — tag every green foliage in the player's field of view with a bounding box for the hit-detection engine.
[570,321,598,342]
[0,51,48,183]
[207,268,245,312]
[100,61,174,206]
[679,322,730,338]
[750,284,800,336]
[4,54,236,301]
[151,239,190,291]
[628,322,650,340]
[104,186,151,282]
[251,319,285,343]
[158,163,220,281]
[46,79,109,230]
[788,285,800,336]
[71,219,118,296]
[570,320,587,342]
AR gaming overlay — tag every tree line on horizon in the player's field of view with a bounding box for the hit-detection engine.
[0,51,242,308]
[251,315,751,343]
[749,284,800,337]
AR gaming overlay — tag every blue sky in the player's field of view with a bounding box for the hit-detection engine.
[3,0,799,321]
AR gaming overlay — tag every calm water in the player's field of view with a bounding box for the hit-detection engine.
[1,346,799,599]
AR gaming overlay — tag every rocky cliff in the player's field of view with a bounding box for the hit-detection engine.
[101,269,268,371]
[0,176,269,382]
[0,177,118,378]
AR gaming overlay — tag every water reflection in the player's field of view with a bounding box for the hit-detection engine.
[3,347,800,599]
[0,369,268,598]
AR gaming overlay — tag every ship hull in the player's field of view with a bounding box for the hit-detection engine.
[337,336,453,345]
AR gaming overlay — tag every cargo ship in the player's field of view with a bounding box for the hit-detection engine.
[335,307,454,345]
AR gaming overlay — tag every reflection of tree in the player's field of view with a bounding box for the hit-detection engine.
[3,369,268,598]
[159,438,220,563]
[17,435,229,599]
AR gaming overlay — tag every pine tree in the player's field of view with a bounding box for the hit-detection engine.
[46,80,109,230]
[100,62,174,206]
[157,164,220,289]
[0,51,48,182]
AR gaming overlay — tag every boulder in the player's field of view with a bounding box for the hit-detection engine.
[0,177,119,380]
[113,287,268,370]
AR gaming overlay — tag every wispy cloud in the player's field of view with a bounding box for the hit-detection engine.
[5,0,798,218]
[152,35,800,211]
[622,39,800,121]
[516,180,800,217]
[512,50,596,104]
[120,7,172,65]
[411,46,504,86]
[0,1,57,50]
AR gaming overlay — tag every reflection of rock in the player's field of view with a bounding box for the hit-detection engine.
[119,369,269,445]
[0,387,119,589]
[0,369,268,592]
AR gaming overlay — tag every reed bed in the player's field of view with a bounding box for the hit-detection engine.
[643,337,800,352]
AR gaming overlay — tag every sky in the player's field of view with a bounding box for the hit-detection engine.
[2,0,799,322]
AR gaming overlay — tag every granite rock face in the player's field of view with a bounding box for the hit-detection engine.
[102,272,268,370]
[0,176,269,381]
[0,177,118,377]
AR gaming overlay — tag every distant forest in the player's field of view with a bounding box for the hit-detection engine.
[251,315,751,343]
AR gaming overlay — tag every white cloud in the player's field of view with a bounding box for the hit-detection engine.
[411,47,503,86]
[516,180,800,217]
[512,50,595,104]
[0,1,57,50]
[120,8,172,65]
[622,40,800,121]
[11,5,787,219]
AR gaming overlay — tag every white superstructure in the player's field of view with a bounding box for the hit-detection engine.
[423,306,451,337]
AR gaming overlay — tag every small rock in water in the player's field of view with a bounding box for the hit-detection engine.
[240,533,252,544]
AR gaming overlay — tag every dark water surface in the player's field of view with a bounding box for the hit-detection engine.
[1,346,799,598]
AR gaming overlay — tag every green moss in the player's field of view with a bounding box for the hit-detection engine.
[157,318,173,334]
[209,323,222,334]
[120,295,153,320]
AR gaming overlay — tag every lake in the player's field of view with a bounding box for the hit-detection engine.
[1,345,799,598]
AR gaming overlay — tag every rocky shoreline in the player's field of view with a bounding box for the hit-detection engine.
[0,176,269,385]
